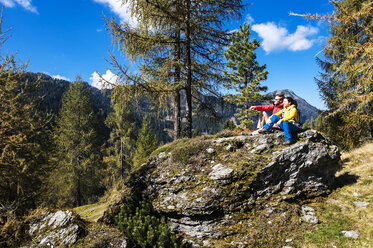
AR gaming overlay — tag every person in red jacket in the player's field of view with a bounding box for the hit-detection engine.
[250,93,284,129]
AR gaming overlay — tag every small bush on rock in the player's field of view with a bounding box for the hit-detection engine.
[115,198,187,248]
[222,119,236,130]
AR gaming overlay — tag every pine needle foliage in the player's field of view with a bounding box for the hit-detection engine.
[104,86,136,186]
[0,9,52,212]
[223,23,268,129]
[104,5,182,140]
[133,115,158,168]
[223,119,236,130]
[296,0,373,148]
[105,0,245,138]
[115,198,187,248]
[52,79,105,207]
[0,56,52,211]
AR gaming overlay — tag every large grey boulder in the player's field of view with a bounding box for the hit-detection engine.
[23,210,85,248]
[106,130,341,246]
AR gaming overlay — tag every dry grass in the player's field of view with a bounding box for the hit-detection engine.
[341,142,373,176]
[74,184,130,223]
[302,142,373,248]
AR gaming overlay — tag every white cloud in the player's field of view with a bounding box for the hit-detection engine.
[228,28,238,34]
[251,22,319,54]
[52,75,70,81]
[90,70,119,89]
[93,0,138,26]
[0,0,38,14]
[245,14,254,24]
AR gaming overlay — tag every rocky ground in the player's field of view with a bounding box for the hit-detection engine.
[16,130,373,248]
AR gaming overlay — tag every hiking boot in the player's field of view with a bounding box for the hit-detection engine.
[272,126,282,131]
[283,140,295,146]
[258,128,269,134]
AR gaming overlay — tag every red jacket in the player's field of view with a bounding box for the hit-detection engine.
[254,103,283,114]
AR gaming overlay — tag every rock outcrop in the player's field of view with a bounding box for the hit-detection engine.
[23,210,85,248]
[100,130,340,246]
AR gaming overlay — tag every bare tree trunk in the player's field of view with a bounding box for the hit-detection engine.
[173,91,181,140]
[173,25,181,140]
[77,176,82,206]
[184,0,192,138]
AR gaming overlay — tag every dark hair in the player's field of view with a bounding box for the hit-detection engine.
[284,96,297,107]
[275,93,284,100]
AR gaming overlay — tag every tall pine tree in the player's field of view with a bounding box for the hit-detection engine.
[103,86,136,186]
[133,115,158,168]
[105,0,244,138]
[294,0,372,148]
[0,8,52,212]
[224,23,268,129]
[105,3,182,140]
[51,78,104,207]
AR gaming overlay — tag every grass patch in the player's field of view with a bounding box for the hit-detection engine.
[305,205,355,247]
[151,138,194,157]
[213,129,237,138]
[171,139,209,164]
[74,202,101,213]
[302,142,373,248]
[78,205,107,219]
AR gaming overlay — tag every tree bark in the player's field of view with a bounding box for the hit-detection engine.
[173,25,181,140]
[184,0,192,138]
[77,175,82,206]
[173,91,181,140]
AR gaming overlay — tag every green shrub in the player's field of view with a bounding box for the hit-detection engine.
[222,119,236,130]
[0,209,26,248]
[115,198,188,248]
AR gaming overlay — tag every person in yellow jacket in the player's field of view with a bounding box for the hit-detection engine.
[258,96,299,145]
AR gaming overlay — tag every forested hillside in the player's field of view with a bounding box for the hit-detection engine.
[23,72,111,118]
[24,72,320,138]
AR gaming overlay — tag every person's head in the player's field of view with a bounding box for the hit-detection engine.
[274,94,284,105]
[283,96,297,108]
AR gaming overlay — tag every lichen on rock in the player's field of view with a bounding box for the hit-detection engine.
[103,130,341,246]
[23,210,85,248]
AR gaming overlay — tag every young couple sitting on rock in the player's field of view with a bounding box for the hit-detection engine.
[250,94,300,145]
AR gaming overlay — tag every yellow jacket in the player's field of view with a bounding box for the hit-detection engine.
[274,104,298,123]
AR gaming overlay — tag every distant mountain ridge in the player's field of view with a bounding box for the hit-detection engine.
[24,72,112,116]
[25,73,319,137]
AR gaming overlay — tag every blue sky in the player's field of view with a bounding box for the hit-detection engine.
[1,0,334,109]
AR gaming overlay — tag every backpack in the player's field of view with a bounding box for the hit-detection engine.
[282,107,302,127]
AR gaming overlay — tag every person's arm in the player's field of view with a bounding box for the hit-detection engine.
[275,109,283,117]
[254,104,274,111]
